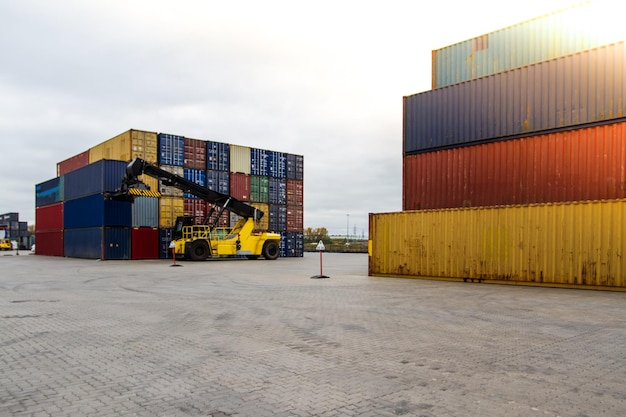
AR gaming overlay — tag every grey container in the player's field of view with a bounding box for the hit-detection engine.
[132,196,159,228]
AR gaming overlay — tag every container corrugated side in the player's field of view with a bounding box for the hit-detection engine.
[158,133,185,166]
[34,230,64,257]
[268,151,286,178]
[64,227,130,260]
[184,137,207,169]
[64,159,128,201]
[406,41,626,154]
[280,231,304,257]
[230,173,250,201]
[207,141,230,171]
[286,205,303,231]
[432,1,626,88]
[403,121,626,210]
[57,150,89,176]
[183,168,206,199]
[369,200,626,290]
[159,228,174,259]
[132,196,159,228]
[131,227,159,260]
[64,193,132,229]
[159,197,184,228]
[251,148,269,176]
[35,176,64,207]
[206,204,230,228]
[230,145,251,174]
[35,203,63,232]
[89,129,158,164]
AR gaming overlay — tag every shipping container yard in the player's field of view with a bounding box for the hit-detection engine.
[370,3,626,290]
[36,129,304,260]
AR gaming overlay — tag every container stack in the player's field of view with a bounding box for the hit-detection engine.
[36,129,304,259]
[370,2,626,290]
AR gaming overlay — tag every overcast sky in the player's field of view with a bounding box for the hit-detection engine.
[1,0,577,236]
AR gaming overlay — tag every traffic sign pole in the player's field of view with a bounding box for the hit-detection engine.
[311,240,329,279]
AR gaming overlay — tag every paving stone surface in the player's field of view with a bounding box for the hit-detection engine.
[1,252,625,416]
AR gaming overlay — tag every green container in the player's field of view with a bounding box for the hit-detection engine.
[250,176,269,203]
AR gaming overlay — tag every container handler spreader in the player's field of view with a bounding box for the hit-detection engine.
[113,158,280,261]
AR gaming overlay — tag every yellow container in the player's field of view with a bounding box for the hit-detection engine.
[89,129,158,164]
[159,196,184,228]
[250,203,269,231]
[369,200,626,290]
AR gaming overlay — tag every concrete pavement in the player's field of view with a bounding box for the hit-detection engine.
[1,253,625,416]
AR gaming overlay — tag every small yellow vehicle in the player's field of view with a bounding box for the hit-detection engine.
[0,238,12,251]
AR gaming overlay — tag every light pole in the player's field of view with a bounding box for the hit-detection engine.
[346,214,349,244]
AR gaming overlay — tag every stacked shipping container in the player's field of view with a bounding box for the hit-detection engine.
[370,3,626,290]
[38,129,304,259]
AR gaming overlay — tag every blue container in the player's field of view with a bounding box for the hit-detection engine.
[280,231,304,257]
[64,227,130,260]
[433,2,626,88]
[286,154,304,180]
[183,169,207,199]
[64,159,128,201]
[158,133,185,166]
[269,177,286,205]
[405,41,626,154]
[268,151,286,178]
[206,141,230,171]
[269,204,287,232]
[206,170,229,195]
[64,194,132,229]
[36,176,64,207]
[159,228,174,259]
[251,148,269,176]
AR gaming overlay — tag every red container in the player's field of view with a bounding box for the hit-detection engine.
[35,230,64,256]
[131,228,159,260]
[184,199,207,225]
[286,205,304,231]
[35,203,63,231]
[286,179,303,206]
[207,204,230,227]
[184,138,207,169]
[230,173,250,201]
[57,150,89,176]
[403,121,626,210]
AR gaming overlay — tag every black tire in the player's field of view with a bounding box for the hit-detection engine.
[262,240,279,260]
[189,240,209,261]
[246,255,260,260]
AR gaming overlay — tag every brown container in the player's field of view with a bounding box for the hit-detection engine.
[286,179,303,206]
[286,205,304,231]
[184,137,207,169]
[230,173,251,201]
[131,227,159,260]
[35,230,64,257]
[184,198,207,225]
[57,150,89,176]
[404,121,626,210]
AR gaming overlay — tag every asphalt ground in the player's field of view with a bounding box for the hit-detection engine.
[1,252,625,417]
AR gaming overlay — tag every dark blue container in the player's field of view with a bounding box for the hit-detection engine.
[269,178,286,205]
[286,154,304,180]
[35,176,64,207]
[206,141,230,171]
[280,231,304,257]
[64,227,130,259]
[268,151,286,178]
[158,133,185,166]
[64,159,128,201]
[404,41,626,154]
[64,193,132,229]
[206,170,229,195]
[183,168,207,199]
[269,204,287,232]
[251,148,269,176]
[159,228,174,259]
